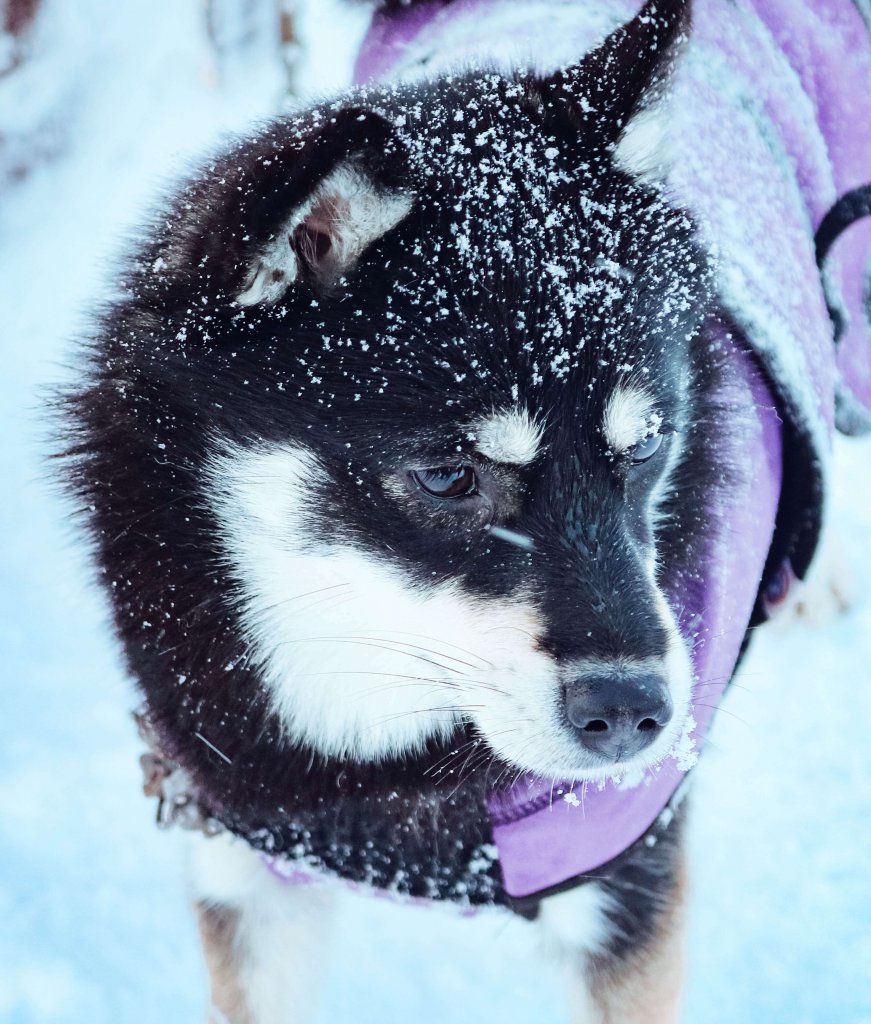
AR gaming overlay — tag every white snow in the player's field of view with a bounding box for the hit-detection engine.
[1,2,869,1022]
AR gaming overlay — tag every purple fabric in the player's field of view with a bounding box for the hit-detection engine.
[354,0,626,84]
[347,0,871,898]
[353,0,491,84]
[262,854,481,913]
[355,1,443,84]
[756,0,871,413]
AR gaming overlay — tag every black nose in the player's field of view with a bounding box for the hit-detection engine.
[565,672,673,760]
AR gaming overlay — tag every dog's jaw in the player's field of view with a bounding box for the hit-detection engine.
[205,438,554,762]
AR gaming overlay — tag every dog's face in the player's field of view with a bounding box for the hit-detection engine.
[75,1,714,789]
[193,5,708,782]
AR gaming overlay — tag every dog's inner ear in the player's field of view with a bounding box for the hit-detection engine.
[236,163,414,306]
[534,0,687,162]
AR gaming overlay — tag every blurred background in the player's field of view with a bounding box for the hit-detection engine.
[1,1,869,1021]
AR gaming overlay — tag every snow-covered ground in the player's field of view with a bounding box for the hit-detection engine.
[1,2,869,1022]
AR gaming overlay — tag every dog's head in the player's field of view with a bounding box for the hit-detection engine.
[73,0,715,788]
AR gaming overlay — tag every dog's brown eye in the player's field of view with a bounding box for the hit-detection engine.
[411,465,477,498]
[630,432,664,464]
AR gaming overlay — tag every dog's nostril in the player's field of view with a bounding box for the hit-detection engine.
[583,719,609,733]
[565,671,673,760]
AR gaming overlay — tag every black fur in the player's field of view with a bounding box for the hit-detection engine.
[60,0,744,950]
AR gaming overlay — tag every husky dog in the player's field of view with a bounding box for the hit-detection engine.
[61,0,871,1018]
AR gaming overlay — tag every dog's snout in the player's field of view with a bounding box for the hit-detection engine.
[565,672,673,760]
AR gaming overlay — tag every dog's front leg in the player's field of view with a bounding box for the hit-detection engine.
[540,826,686,1024]
[190,833,335,1024]
[584,863,685,1024]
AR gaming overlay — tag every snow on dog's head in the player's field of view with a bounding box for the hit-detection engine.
[71,0,714,786]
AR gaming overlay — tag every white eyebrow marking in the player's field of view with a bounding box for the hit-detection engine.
[471,407,544,465]
[602,386,654,454]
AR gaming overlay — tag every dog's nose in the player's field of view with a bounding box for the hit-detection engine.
[565,673,673,760]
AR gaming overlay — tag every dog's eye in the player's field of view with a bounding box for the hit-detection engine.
[410,465,477,498]
[630,432,664,464]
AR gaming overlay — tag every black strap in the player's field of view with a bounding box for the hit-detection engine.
[815,183,871,265]
[814,183,871,345]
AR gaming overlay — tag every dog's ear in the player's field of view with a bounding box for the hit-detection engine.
[533,0,688,161]
[151,107,414,307]
[235,155,414,306]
